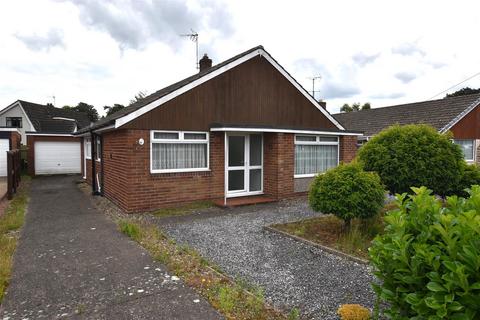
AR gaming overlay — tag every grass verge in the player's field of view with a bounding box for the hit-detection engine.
[0,176,31,303]
[118,218,290,320]
[151,201,214,218]
[272,203,395,260]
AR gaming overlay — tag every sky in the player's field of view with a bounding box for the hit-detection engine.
[0,0,479,116]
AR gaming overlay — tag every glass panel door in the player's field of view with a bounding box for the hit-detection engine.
[248,134,262,192]
[227,133,263,197]
[227,135,246,193]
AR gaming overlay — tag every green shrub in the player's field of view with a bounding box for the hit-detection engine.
[309,163,385,227]
[454,163,480,197]
[357,124,464,196]
[369,186,480,319]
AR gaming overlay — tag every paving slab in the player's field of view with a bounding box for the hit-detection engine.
[0,175,222,320]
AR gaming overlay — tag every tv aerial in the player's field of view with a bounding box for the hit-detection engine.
[180,29,199,70]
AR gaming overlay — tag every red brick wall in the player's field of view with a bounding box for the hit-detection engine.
[26,135,82,176]
[264,133,295,199]
[339,136,358,163]
[101,130,225,213]
[10,132,21,149]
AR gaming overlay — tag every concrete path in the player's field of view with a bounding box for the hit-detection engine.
[0,175,222,320]
[160,199,376,320]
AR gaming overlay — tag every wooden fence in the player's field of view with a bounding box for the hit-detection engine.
[7,149,21,200]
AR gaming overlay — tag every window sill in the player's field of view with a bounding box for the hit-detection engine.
[294,174,317,178]
[151,168,210,174]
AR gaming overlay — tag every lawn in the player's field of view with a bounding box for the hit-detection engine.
[272,202,395,260]
[0,176,30,302]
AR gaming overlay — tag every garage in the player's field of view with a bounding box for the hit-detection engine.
[34,141,81,175]
[0,139,9,177]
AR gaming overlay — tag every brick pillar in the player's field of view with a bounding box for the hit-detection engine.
[263,133,294,199]
[339,136,358,163]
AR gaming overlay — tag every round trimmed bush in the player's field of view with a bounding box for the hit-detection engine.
[357,124,464,196]
[309,162,385,226]
[454,163,480,197]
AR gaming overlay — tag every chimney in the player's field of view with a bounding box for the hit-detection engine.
[199,53,212,72]
[319,101,327,109]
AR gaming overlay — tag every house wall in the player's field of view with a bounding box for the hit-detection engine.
[450,104,480,139]
[0,104,34,145]
[99,129,225,213]
[124,56,338,132]
[95,129,358,212]
[26,135,81,176]
[263,133,295,199]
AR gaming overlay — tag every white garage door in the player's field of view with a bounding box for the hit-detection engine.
[0,139,9,177]
[35,141,81,175]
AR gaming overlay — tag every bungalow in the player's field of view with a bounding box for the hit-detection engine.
[75,46,361,213]
[333,93,480,163]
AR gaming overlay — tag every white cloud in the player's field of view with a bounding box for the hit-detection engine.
[0,0,480,116]
[15,28,65,51]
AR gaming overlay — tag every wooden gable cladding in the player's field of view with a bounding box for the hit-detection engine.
[450,104,480,139]
[124,55,337,131]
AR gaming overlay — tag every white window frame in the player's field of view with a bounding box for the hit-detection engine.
[85,137,92,160]
[95,137,101,162]
[150,130,210,174]
[294,134,339,178]
[453,139,476,162]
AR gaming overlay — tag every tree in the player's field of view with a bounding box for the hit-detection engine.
[73,102,99,122]
[446,87,480,97]
[339,102,372,113]
[103,104,125,116]
[340,103,353,113]
[357,124,465,196]
[129,90,148,105]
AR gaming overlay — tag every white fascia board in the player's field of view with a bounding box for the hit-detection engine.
[114,48,345,130]
[0,128,21,133]
[210,127,361,136]
[93,124,115,133]
[26,133,74,137]
[439,98,480,133]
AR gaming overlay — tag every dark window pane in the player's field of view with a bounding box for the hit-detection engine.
[184,133,207,140]
[296,135,316,142]
[228,170,244,191]
[249,169,262,191]
[154,132,179,140]
[228,136,245,167]
[249,134,262,166]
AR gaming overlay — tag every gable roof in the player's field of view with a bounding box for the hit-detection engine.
[76,45,344,134]
[333,93,480,136]
[1,100,91,134]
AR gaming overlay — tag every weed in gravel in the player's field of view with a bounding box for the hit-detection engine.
[287,308,300,320]
[119,220,141,241]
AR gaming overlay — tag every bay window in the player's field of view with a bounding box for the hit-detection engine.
[151,131,209,173]
[453,139,475,162]
[294,134,339,177]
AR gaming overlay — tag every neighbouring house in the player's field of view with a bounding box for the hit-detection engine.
[0,100,91,175]
[75,46,362,213]
[333,93,480,164]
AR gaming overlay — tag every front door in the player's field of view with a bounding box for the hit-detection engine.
[226,133,263,197]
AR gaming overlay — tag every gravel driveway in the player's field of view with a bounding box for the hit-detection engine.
[159,199,376,320]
